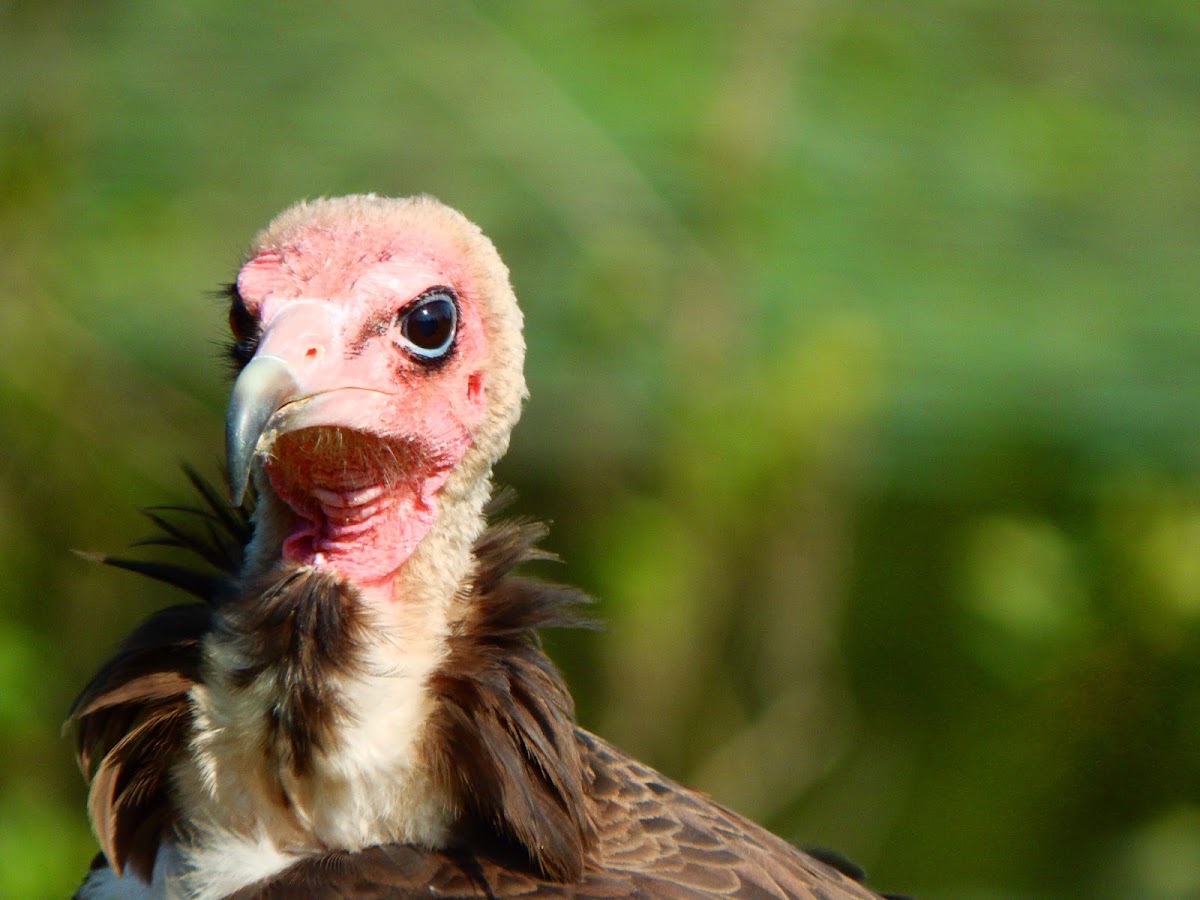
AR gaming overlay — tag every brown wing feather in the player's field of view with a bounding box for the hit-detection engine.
[577,731,884,899]
[68,602,211,880]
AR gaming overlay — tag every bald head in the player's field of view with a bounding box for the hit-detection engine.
[226,195,527,587]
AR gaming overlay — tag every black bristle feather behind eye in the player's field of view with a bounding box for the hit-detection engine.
[223,282,260,371]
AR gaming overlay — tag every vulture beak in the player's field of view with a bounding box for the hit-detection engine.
[226,354,301,506]
[224,299,404,506]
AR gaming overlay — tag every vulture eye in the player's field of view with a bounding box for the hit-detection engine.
[398,290,458,360]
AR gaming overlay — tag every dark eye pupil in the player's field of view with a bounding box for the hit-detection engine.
[402,296,456,355]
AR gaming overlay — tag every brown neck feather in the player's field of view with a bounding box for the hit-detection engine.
[215,565,366,777]
[425,518,597,881]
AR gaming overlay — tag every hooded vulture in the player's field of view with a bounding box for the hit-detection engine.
[70,195,897,900]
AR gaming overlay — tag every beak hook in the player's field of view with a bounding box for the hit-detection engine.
[226,355,301,506]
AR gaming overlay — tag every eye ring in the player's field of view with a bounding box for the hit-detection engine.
[396,288,458,361]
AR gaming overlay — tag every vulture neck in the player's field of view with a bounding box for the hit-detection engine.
[181,462,497,886]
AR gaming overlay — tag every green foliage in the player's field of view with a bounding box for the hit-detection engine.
[1,2,1197,897]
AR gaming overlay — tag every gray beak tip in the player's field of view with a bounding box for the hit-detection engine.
[227,452,250,508]
[225,355,301,508]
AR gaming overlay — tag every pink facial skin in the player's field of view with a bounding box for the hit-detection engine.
[235,224,489,589]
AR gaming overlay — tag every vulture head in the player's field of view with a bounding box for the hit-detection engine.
[227,195,526,604]
[157,196,561,883]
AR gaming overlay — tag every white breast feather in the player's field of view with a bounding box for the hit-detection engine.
[164,627,452,900]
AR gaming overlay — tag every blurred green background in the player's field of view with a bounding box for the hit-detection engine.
[2,1,1199,897]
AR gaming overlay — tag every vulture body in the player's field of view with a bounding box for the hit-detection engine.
[70,195,893,900]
